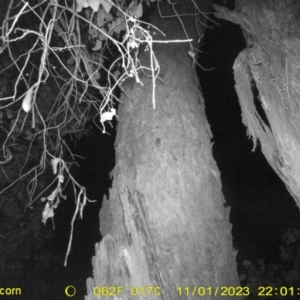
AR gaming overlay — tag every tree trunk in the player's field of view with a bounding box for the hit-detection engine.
[214,0,300,207]
[85,1,240,299]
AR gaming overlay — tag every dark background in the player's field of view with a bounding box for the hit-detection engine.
[197,14,300,266]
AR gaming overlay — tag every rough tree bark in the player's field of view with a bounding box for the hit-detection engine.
[85,1,240,299]
[214,0,300,207]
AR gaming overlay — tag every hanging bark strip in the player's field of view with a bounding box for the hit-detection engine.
[214,1,300,206]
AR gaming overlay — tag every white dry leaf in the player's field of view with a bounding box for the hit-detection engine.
[57,174,64,183]
[77,0,111,12]
[100,0,113,13]
[92,39,102,51]
[51,158,60,174]
[128,0,137,14]
[22,87,34,112]
[42,187,59,202]
[129,2,143,18]
[52,198,61,209]
[188,50,196,59]
[101,108,116,133]
[76,0,89,12]
[101,108,116,123]
[128,38,139,49]
[79,193,87,218]
[42,202,54,224]
[135,3,143,18]
[87,0,101,12]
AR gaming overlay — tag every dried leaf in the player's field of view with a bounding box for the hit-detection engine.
[129,1,143,18]
[87,0,101,12]
[22,87,34,112]
[92,39,103,51]
[51,158,60,174]
[100,0,113,13]
[76,0,89,12]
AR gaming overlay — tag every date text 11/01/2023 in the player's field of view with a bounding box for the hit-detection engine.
[92,286,300,297]
[177,286,300,297]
